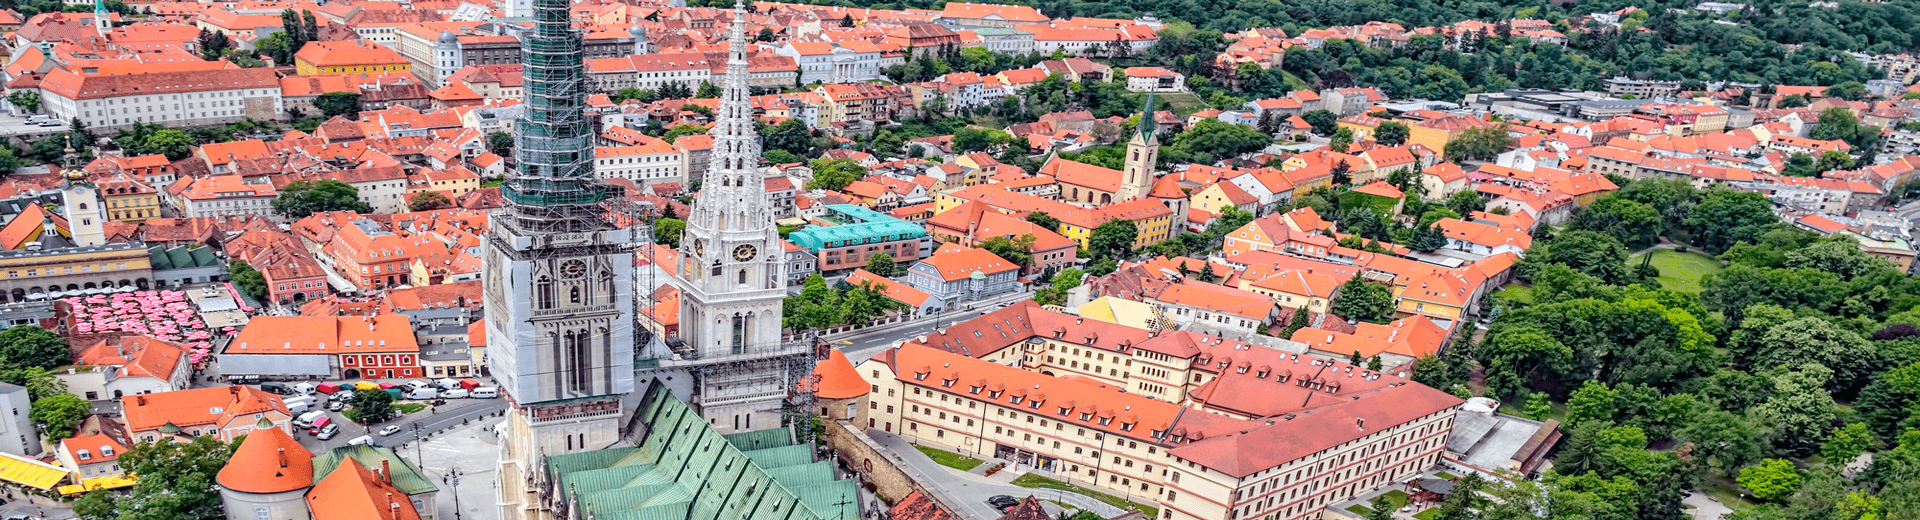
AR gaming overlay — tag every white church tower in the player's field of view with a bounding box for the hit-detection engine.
[666,2,800,434]
[60,142,104,247]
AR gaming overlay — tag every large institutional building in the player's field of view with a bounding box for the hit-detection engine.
[852,301,1463,520]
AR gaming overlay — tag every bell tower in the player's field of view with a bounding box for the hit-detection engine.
[664,1,798,434]
[1116,93,1159,202]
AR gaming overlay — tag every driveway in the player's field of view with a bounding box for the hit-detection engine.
[865,428,1126,520]
[1684,492,1731,520]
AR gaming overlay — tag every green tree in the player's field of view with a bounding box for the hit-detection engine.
[1329,126,1354,153]
[1568,195,1662,249]
[806,157,866,191]
[1088,219,1138,260]
[1444,126,1513,162]
[143,128,197,160]
[1520,392,1554,420]
[952,127,1010,153]
[1,366,66,401]
[653,218,685,248]
[115,435,236,520]
[487,131,514,157]
[1445,189,1486,217]
[865,252,898,277]
[1365,495,1394,520]
[312,91,362,120]
[229,259,268,302]
[1738,459,1802,501]
[254,30,291,65]
[408,191,452,212]
[763,118,814,156]
[978,234,1036,268]
[1824,422,1875,464]
[1809,107,1876,148]
[1026,212,1061,231]
[1684,189,1780,254]
[1035,268,1083,306]
[0,326,69,370]
[663,124,710,142]
[1529,230,1632,284]
[1331,278,1395,323]
[72,490,113,520]
[1169,119,1272,164]
[6,91,40,113]
[272,179,372,218]
[1566,380,1619,426]
[695,80,721,98]
[1302,110,1338,135]
[31,393,89,440]
[1374,120,1410,146]
[347,388,396,424]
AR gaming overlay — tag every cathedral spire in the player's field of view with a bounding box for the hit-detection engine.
[685,0,769,232]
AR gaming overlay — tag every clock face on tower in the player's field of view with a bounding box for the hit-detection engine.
[561,260,587,279]
[733,244,758,262]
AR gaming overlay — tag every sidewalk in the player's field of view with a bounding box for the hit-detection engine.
[866,428,1124,520]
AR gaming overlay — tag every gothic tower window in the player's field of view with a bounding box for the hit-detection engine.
[569,286,581,305]
[731,313,746,354]
[737,269,747,286]
[537,276,554,309]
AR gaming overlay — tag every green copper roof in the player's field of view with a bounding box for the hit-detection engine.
[311,444,439,495]
[545,384,856,520]
[1137,92,1158,140]
[788,205,926,253]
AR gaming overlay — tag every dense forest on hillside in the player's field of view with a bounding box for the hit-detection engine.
[709,0,1920,93]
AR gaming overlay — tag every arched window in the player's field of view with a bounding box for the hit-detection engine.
[569,286,581,305]
[737,269,747,286]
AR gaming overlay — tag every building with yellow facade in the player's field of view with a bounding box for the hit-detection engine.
[97,172,160,223]
[293,40,413,76]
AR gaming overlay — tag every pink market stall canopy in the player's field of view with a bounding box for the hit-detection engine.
[61,291,220,362]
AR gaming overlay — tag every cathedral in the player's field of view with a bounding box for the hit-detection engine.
[489,0,809,518]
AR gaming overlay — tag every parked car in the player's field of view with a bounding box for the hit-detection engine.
[329,400,347,412]
[315,424,340,440]
[347,435,373,446]
[306,416,332,433]
[986,495,1018,510]
[378,425,402,436]
[441,389,470,399]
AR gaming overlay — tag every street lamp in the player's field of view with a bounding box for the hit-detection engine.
[441,467,464,519]
[410,422,423,463]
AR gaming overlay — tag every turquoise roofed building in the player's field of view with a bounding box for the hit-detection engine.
[541,384,860,520]
[787,204,932,274]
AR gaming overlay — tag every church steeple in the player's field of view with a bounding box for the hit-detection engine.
[673,1,787,364]
[1116,93,1158,202]
[92,0,109,33]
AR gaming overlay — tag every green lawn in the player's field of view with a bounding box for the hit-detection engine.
[1347,505,1376,516]
[1149,91,1210,115]
[1414,508,1441,520]
[1281,71,1313,91]
[1379,490,1411,509]
[396,403,427,415]
[1635,249,1724,293]
[1493,284,1533,305]
[1010,473,1159,518]
[914,446,984,471]
[1435,471,1459,480]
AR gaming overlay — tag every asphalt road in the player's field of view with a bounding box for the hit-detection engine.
[290,394,507,454]
[831,289,1037,363]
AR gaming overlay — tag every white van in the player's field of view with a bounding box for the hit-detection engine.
[404,380,432,390]
[283,395,314,415]
[433,378,461,390]
[404,388,438,400]
[295,410,326,428]
[347,435,372,446]
[471,387,499,399]
[293,383,317,396]
[441,389,470,399]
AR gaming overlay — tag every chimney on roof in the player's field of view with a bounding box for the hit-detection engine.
[277,448,288,468]
[382,460,392,484]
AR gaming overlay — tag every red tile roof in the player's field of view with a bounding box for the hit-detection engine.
[217,425,314,494]
[801,349,870,400]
